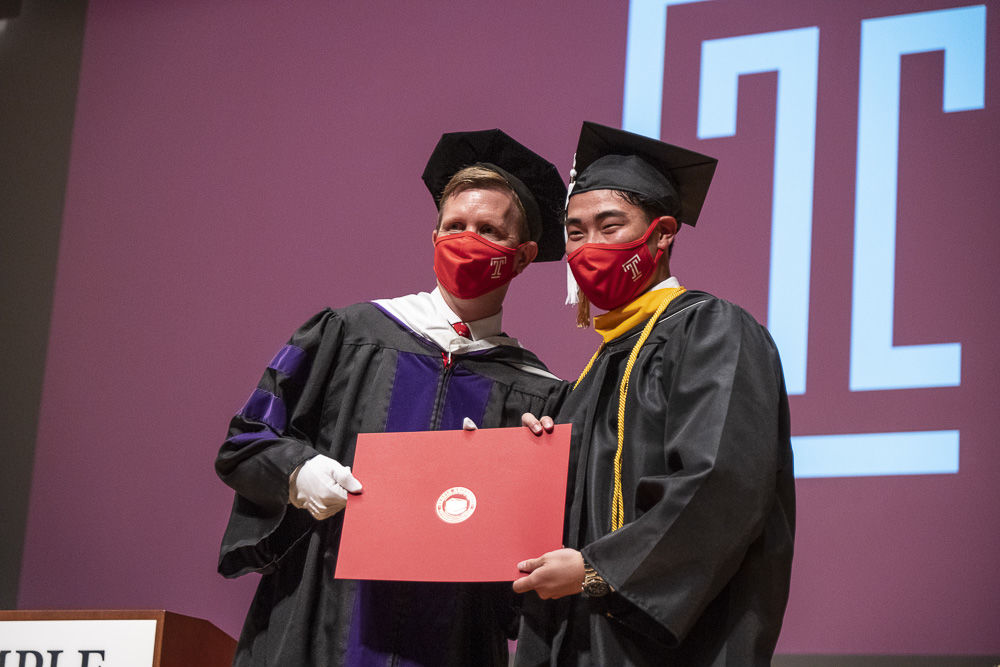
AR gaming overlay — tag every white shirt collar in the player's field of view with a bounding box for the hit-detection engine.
[372,288,518,354]
[429,287,503,340]
[648,275,681,291]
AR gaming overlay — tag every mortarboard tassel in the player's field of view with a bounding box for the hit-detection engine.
[565,154,581,307]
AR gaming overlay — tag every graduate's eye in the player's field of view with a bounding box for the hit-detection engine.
[566,228,584,241]
[442,221,465,233]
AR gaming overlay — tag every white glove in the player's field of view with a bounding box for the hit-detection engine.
[288,454,363,520]
[462,417,478,431]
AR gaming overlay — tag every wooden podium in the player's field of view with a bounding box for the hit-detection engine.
[0,610,236,667]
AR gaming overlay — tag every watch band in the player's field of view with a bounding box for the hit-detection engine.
[582,562,611,598]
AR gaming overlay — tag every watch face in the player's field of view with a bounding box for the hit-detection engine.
[584,578,610,597]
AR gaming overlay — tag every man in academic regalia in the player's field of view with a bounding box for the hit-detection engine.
[513,122,795,666]
[215,129,569,667]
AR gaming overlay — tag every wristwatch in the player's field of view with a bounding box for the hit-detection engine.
[582,562,611,598]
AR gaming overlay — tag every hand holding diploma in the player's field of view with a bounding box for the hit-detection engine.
[289,454,363,520]
[513,547,585,599]
[513,415,584,598]
[522,412,556,435]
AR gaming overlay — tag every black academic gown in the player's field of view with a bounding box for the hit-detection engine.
[216,302,567,667]
[516,290,795,666]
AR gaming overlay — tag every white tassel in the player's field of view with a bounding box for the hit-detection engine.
[564,155,580,306]
[564,162,577,209]
[565,262,579,305]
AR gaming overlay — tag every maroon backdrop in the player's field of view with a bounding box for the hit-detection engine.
[16,0,999,656]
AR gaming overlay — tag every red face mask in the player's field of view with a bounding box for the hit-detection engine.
[433,231,523,300]
[567,218,664,311]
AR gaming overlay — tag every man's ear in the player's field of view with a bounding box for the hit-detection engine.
[514,241,539,274]
[655,216,678,251]
[432,228,439,244]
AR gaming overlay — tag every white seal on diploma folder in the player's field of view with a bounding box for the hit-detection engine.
[435,487,477,523]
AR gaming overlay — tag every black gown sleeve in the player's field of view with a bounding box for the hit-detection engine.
[542,378,571,420]
[215,308,346,578]
[581,299,790,645]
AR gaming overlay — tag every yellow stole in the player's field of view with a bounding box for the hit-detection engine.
[574,286,686,532]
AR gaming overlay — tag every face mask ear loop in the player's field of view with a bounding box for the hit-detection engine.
[650,216,672,275]
[565,152,581,307]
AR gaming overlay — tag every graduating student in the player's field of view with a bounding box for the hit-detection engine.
[216,129,569,667]
[514,122,795,666]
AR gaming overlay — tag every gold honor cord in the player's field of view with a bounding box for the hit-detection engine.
[574,288,686,532]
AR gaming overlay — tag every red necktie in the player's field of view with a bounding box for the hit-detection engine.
[452,322,471,338]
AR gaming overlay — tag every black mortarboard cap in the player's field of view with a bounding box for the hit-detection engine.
[570,121,717,227]
[423,129,568,262]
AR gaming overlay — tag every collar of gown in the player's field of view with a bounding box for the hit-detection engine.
[372,287,521,355]
[593,276,684,344]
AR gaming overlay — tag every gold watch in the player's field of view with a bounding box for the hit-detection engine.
[582,562,611,597]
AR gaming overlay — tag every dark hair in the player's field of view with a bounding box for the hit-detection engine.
[612,190,672,220]
[611,190,677,257]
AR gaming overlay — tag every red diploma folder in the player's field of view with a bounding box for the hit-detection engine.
[334,424,571,582]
